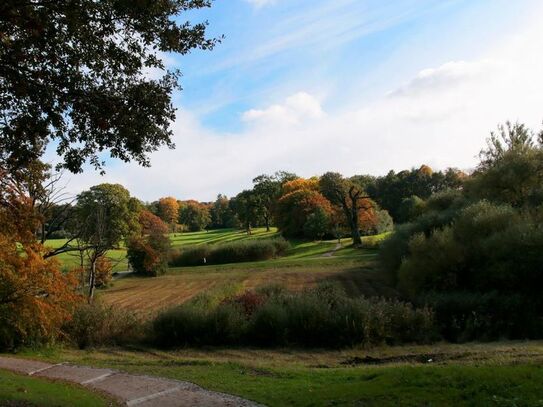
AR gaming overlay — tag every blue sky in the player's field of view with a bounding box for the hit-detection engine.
[176,0,533,131]
[64,0,543,201]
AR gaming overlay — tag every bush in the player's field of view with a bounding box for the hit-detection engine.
[94,256,113,288]
[151,284,435,348]
[423,291,543,342]
[169,238,290,267]
[127,233,170,276]
[64,301,143,349]
[382,198,543,340]
[152,303,247,347]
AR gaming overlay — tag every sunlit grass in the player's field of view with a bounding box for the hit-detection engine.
[0,369,114,406]
[16,341,543,407]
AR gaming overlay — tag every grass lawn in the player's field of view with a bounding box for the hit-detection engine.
[169,227,280,248]
[15,341,543,406]
[45,228,391,272]
[43,238,128,272]
[0,369,116,406]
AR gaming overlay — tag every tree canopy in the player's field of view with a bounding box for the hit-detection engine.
[0,0,219,172]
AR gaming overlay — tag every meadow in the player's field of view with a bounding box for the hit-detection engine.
[33,229,543,406]
[20,341,543,406]
[92,228,392,315]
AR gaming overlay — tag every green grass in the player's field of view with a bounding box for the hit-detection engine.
[0,369,115,406]
[98,229,392,314]
[46,228,386,271]
[44,238,128,272]
[169,227,280,248]
[14,341,543,406]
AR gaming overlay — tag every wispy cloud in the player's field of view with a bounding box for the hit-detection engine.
[49,2,543,202]
[244,0,277,9]
[210,1,439,73]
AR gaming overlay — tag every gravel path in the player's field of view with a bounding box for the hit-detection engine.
[0,356,263,407]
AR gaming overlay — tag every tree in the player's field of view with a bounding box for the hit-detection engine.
[139,210,168,236]
[303,207,330,240]
[0,180,79,349]
[365,165,465,222]
[231,190,262,234]
[0,159,75,253]
[178,200,211,232]
[251,172,296,232]
[478,121,539,169]
[282,177,319,195]
[157,197,179,231]
[127,210,170,277]
[74,183,139,301]
[319,172,370,245]
[397,195,425,223]
[466,122,543,208]
[210,194,238,229]
[275,188,334,237]
[0,0,220,173]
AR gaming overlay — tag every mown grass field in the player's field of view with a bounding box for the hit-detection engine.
[18,341,543,407]
[45,228,389,271]
[0,369,115,406]
[44,238,129,272]
[97,228,392,315]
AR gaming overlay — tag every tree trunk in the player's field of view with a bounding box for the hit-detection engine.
[350,205,362,246]
[88,259,96,303]
[265,215,270,232]
[351,221,362,246]
[79,249,85,288]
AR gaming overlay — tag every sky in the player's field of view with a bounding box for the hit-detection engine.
[52,0,543,202]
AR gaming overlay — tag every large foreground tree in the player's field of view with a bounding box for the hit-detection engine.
[0,0,219,172]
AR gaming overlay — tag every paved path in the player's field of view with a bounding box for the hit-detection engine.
[0,356,263,407]
[321,243,343,257]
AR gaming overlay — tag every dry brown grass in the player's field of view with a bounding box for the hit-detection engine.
[100,258,395,317]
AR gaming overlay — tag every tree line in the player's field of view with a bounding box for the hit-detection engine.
[143,166,464,245]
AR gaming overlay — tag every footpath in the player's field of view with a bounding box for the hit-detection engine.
[0,356,263,407]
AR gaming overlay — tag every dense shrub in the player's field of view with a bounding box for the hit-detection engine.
[169,238,290,267]
[151,284,435,348]
[381,196,543,340]
[396,201,543,296]
[423,291,543,342]
[127,233,170,276]
[378,189,466,283]
[64,301,143,349]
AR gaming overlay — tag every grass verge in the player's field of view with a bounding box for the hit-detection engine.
[0,369,116,406]
[12,341,543,407]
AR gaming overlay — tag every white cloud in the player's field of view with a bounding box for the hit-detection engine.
[54,7,543,202]
[242,92,324,125]
[389,59,498,97]
[244,0,276,9]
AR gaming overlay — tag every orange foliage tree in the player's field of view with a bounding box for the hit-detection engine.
[139,210,169,236]
[281,177,320,195]
[357,198,379,235]
[127,210,171,277]
[275,188,334,237]
[0,174,80,348]
[157,197,179,231]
